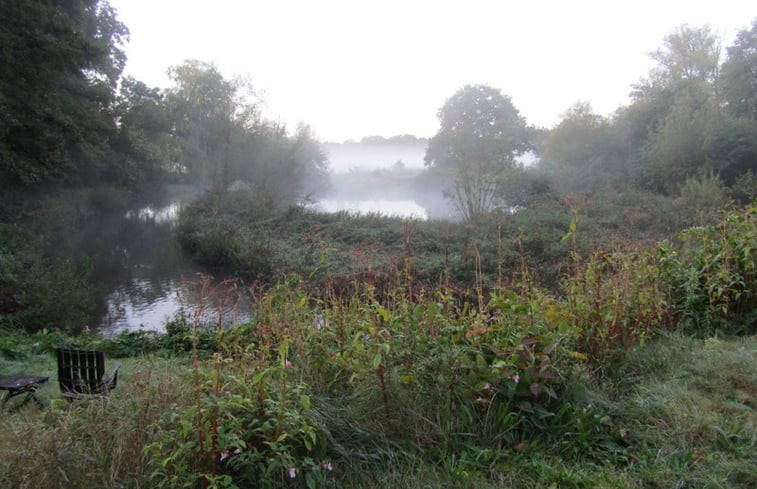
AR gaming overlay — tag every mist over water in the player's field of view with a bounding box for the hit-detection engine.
[320,138,456,220]
[323,140,428,172]
[311,198,429,219]
[87,191,252,336]
[95,139,452,334]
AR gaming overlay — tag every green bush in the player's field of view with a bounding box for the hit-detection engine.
[0,223,96,333]
[665,203,756,335]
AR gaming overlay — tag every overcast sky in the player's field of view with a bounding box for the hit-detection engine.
[109,0,755,142]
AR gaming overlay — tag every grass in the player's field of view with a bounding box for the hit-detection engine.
[0,202,752,488]
[0,354,191,488]
[0,321,754,488]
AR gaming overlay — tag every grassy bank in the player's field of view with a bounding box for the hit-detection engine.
[177,187,697,293]
[1,202,752,488]
[0,326,754,488]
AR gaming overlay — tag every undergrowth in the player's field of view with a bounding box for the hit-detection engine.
[0,202,753,488]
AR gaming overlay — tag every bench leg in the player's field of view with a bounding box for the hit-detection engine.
[24,391,45,409]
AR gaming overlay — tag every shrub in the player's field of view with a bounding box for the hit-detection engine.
[666,203,756,335]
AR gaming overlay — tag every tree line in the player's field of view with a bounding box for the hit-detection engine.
[425,23,756,220]
[0,0,327,212]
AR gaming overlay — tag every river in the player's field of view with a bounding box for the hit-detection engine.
[91,191,432,335]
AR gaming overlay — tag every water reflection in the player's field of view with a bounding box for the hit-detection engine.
[123,202,181,225]
[92,195,251,336]
[100,275,252,336]
[312,199,429,219]
[95,195,427,335]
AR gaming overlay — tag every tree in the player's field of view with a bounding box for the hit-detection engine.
[240,123,328,208]
[721,20,757,119]
[647,24,721,86]
[628,25,729,193]
[538,102,621,192]
[166,60,254,189]
[425,85,530,219]
[112,77,179,188]
[0,0,128,187]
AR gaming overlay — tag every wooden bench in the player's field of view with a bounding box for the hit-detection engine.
[56,349,120,400]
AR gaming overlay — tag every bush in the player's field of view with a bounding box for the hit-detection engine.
[665,203,756,335]
[0,224,96,333]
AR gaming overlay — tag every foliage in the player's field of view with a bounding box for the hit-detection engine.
[1,278,754,488]
[0,224,96,333]
[677,169,727,215]
[165,61,328,201]
[537,102,621,193]
[647,24,721,85]
[720,19,757,119]
[425,85,531,219]
[663,203,757,335]
[112,77,180,189]
[537,23,756,198]
[0,0,128,187]
[562,244,673,363]
[178,194,577,289]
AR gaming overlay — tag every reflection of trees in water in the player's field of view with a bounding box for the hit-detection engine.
[58,192,247,333]
[100,275,251,336]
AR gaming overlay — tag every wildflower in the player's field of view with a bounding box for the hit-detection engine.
[288,467,297,478]
[220,452,229,462]
[512,374,520,384]
[233,448,241,455]
[483,383,491,391]
[285,360,293,369]
[320,461,333,471]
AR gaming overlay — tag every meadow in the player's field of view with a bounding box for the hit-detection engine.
[0,202,753,488]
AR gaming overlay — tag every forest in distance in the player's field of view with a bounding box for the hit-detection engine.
[0,2,756,488]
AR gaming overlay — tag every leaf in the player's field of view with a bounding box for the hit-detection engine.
[300,394,311,410]
[375,305,390,323]
[570,351,588,361]
[372,353,382,369]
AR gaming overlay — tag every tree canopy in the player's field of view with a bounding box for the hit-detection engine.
[0,0,128,187]
[535,22,757,198]
[425,84,531,219]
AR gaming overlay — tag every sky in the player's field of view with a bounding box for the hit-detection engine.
[109,0,755,143]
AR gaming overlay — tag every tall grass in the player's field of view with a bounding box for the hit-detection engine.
[0,203,753,488]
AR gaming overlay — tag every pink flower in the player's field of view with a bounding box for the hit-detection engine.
[220,452,229,461]
[285,360,293,369]
[483,383,491,391]
[320,461,333,471]
[288,467,297,478]
[512,374,520,384]
[233,448,241,455]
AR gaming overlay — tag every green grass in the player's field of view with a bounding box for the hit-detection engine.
[0,202,752,488]
[0,323,753,488]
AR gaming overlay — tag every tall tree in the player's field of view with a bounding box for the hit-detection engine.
[425,84,530,219]
[647,24,721,86]
[721,20,757,119]
[538,102,624,192]
[166,60,254,189]
[112,77,178,188]
[0,0,128,186]
[628,25,727,193]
